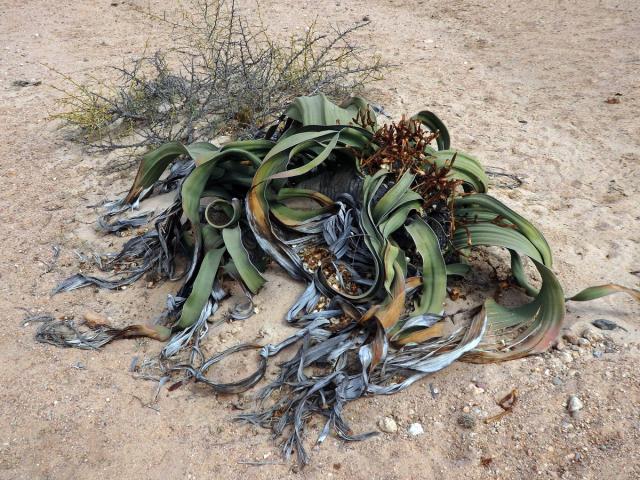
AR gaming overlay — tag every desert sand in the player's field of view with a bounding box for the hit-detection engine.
[0,1,638,479]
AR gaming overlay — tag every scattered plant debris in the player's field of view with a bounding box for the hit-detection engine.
[592,318,626,331]
[485,389,517,423]
[480,456,493,467]
[12,79,41,87]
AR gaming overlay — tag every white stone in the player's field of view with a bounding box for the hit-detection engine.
[378,417,398,433]
[567,395,583,414]
[408,423,424,436]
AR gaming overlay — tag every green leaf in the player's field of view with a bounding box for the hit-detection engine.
[124,142,189,203]
[262,129,337,163]
[274,188,334,206]
[455,206,513,224]
[446,263,471,276]
[270,203,335,226]
[378,200,422,237]
[205,198,242,229]
[412,110,450,150]
[405,218,447,314]
[510,249,539,297]
[202,225,223,250]
[222,225,266,294]
[455,194,552,266]
[186,142,219,166]
[182,158,225,226]
[268,132,340,181]
[372,171,421,222]
[452,223,544,263]
[285,93,376,130]
[463,259,566,362]
[221,139,274,159]
[182,149,261,226]
[176,247,226,329]
[431,150,489,193]
[567,284,640,302]
[383,243,401,293]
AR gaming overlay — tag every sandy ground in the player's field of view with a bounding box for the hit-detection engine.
[1,0,639,479]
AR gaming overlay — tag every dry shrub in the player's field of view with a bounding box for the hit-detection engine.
[52,0,387,152]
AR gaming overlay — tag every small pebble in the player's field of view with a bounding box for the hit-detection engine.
[429,383,440,398]
[220,330,238,342]
[567,395,583,414]
[581,328,603,343]
[408,423,424,436]
[467,383,484,395]
[577,338,591,347]
[378,417,398,433]
[592,350,604,358]
[563,333,580,346]
[552,377,563,386]
[558,351,573,363]
[458,413,476,429]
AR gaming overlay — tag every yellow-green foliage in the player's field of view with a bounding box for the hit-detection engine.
[52,0,387,151]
